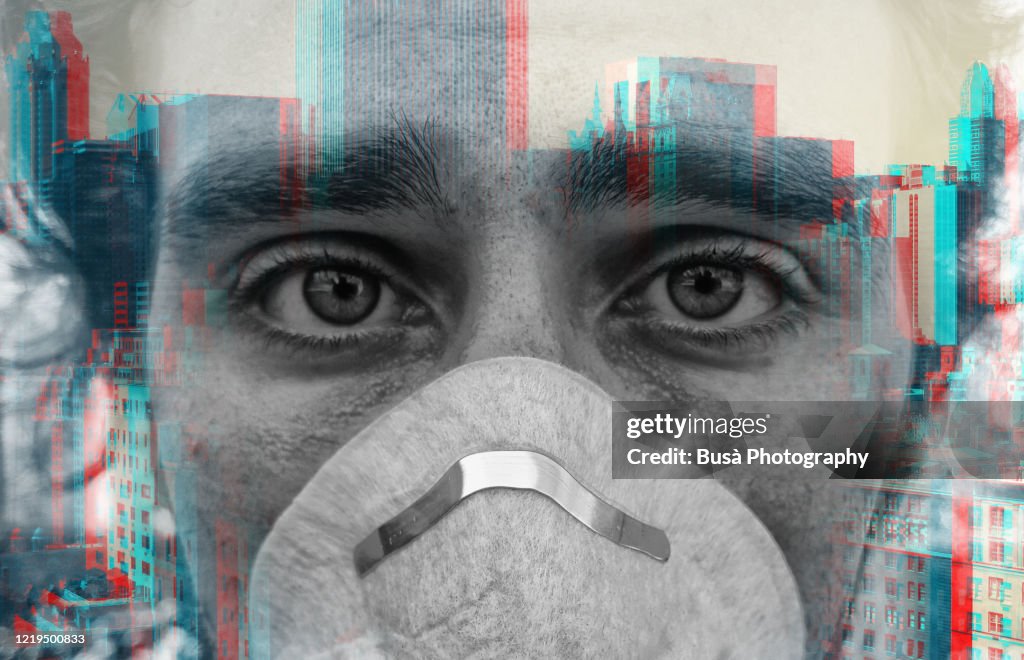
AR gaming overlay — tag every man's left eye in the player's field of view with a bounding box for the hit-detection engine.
[606,234,821,358]
[260,265,402,332]
[647,262,780,325]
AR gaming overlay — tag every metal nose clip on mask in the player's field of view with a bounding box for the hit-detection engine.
[354,450,671,577]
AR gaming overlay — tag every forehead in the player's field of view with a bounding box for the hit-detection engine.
[132,1,505,122]
[127,0,900,162]
[129,0,880,247]
[124,0,1021,173]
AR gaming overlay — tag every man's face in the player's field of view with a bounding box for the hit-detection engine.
[133,0,902,654]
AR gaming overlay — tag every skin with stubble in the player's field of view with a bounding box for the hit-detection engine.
[116,0,908,656]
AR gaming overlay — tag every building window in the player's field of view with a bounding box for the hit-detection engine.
[917,582,926,601]
[863,630,875,651]
[885,578,898,599]
[864,603,876,624]
[908,582,917,600]
[843,599,855,619]
[992,506,1005,529]
[841,625,853,646]
[916,641,924,659]
[885,634,897,656]
[992,542,1006,563]
[885,606,897,627]
[972,506,982,527]
[972,542,984,561]
[990,611,1005,633]
[918,612,926,631]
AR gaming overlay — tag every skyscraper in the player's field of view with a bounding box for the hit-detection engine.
[4,11,89,191]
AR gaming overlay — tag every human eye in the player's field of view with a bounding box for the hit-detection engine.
[606,231,823,363]
[228,236,442,361]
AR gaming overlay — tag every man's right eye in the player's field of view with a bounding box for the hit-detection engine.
[229,238,439,358]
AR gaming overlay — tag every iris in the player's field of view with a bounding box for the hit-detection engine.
[666,264,743,319]
[303,268,382,324]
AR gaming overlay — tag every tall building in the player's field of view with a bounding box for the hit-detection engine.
[295,0,528,179]
[951,482,1024,659]
[950,63,1006,187]
[4,11,89,194]
[888,165,959,347]
[825,482,952,660]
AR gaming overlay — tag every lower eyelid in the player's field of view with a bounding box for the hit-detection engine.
[607,309,810,361]
[228,313,443,366]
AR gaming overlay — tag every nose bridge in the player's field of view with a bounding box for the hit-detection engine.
[456,210,566,365]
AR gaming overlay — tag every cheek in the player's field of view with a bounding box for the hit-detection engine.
[152,340,445,526]
[603,318,857,401]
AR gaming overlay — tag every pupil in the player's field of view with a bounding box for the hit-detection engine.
[693,270,721,295]
[333,274,362,300]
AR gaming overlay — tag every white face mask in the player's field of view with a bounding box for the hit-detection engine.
[249,357,804,658]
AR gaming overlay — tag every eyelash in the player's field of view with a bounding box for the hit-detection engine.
[233,245,389,295]
[641,311,811,354]
[613,239,817,353]
[248,323,408,355]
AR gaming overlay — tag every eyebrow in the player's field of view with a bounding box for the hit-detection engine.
[161,115,454,241]
[162,113,857,244]
[322,117,454,216]
[560,124,856,229]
